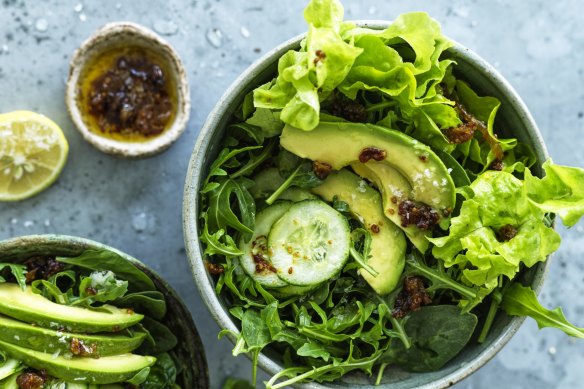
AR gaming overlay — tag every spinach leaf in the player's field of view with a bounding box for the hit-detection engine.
[501,283,584,338]
[381,305,478,372]
[137,317,178,354]
[0,263,27,290]
[57,250,155,292]
[115,291,167,320]
[141,352,178,389]
[240,308,272,384]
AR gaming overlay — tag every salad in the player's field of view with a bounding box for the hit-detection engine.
[199,0,584,387]
[0,250,183,388]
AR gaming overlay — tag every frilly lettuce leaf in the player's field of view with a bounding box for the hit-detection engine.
[525,160,584,227]
[430,169,561,296]
[253,0,361,131]
[304,0,344,31]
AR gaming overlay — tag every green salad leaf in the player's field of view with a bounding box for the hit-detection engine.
[57,250,155,292]
[381,305,477,372]
[0,263,27,291]
[501,283,584,338]
[430,169,561,304]
[222,377,255,389]
[525,160,584,227]
[141,352,178,389]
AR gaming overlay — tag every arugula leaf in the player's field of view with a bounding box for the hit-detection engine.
[199,213,243,257]
[201,146,262,193]
[207,177,256,236]
[381,305,477,372]
[57,250,155,292]
[501,283,584,338]
[0,263,27,291]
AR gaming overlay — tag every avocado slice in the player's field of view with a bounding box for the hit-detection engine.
[0,372,19,389]
[280,122,456,230]
[351,161,429,252]
[312,169,406,295]
[0,284,143,333]
[0,359,21,381]
[0,315,146,357]
[0,339,155,384]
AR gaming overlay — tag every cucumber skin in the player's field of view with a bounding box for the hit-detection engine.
[239,202,293,288]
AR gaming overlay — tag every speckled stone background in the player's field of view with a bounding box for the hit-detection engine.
[0,0,582,388]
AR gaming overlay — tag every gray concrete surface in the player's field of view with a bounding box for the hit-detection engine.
[0,0,582,388]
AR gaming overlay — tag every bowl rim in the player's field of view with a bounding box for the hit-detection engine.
[65,21,191,158]
[183,20,550,388]
[0,233,210,388]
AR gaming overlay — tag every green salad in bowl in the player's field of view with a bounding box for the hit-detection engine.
[0,235,208,389]
[185,0,584,387]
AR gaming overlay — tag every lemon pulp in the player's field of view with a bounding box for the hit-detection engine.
[0,111,69,201]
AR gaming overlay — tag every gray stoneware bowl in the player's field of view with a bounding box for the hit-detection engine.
[183,21,549,388]
[0,234,209,388]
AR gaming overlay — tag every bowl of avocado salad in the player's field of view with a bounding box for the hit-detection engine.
[183,0,584,387]
[0,235,209,389]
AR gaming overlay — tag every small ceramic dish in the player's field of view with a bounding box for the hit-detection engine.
[66,22,190,158]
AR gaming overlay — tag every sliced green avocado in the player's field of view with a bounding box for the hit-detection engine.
[351,161,429,252]
[0,372,19,389]
[280,122,456,230]
[0,315,146,356]
[0,339,155,384]
[312,169,406,295]
[0,284,143,333]
[0,359,22,381]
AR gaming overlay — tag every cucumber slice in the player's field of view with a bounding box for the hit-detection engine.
[279,187,318,202]
[269,200,350,286]
[268,283,320,298]
[239,202,293,288]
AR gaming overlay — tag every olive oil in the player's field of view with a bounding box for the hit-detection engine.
[77,45,178,143]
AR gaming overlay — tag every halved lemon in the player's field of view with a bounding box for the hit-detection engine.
[0,111,69,201]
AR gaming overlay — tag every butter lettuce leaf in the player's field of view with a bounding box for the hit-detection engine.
[430,169,561,298]
[525,160,584,227]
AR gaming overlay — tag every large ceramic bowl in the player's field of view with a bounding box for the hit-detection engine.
[0,234,209,388]
[183,21,549,388]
